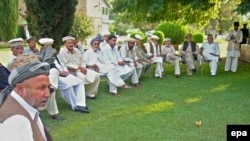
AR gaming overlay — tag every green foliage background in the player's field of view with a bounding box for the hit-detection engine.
[192,32,204,43]
[130,32,147,44]
[156,22,187,45]
[0,0,18,41]
[24,0,78,50]
[153,31,165,45]
[70,10,94,41]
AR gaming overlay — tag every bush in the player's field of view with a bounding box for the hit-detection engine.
[16,25,26,39]
[153,31,165,45]
[155,22,187,45]
[192,32,204,43]
[0,42,10,48]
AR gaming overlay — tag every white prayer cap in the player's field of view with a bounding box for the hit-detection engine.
[39,38,54,45]
[126,38,136,42]
[135,34,143,40]
[62,36,75,42]
[102,32,110,36]
[151,35,159,40]
[8,38,24,48]
[164,38,171,42]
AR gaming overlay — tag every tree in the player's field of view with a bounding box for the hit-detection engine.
[235,0,250,14]
[70,10,94,41]
[0,0,18,41]
[216,0,242,34]
[111,0,221,26]
[24,0,78,50]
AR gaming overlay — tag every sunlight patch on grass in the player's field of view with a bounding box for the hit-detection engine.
[210,84,230,93]
[185,97,202,104]
[109,101,174,117]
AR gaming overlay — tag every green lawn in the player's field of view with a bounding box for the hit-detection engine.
[41,60,249,141]
[0,45,249,141]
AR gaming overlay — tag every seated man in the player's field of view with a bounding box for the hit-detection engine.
[0,63,10,92]
[83,36,132,96]
[133,34,153,74]
[54,54,89,113]
[0,61,53,141]
[58,36,100,99]
[24,37,40,55]
[200,34,220,76]
[100,35,134,88]
[180,33,199,76]
[7,38,24,70]
[119,37,142,87]
[144,35,165,78]
[161,38,181,78]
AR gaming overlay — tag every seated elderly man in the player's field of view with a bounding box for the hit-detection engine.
[58,36,100,99]
[133,34,153,74]
[161,38,181,78]
[180,33,199,76]
[7,38,24,70]
[119,37,142,87]
[24,37,39,55]
[0,63,10,92]
[144,35,165,78]
[0,61,53,141]
[83,36,132,96]
[200,34,220,76]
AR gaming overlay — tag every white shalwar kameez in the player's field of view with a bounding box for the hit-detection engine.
[54,56,87,109]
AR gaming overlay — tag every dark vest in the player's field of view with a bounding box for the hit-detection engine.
[182,41,196,52]
[0,64,10,90]
[150,43,161,55]
[182,41,197,60]
[0,95,53,141]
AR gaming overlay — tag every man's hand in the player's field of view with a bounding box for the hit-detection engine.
[146,59,152,64]
[118,61,125,66]
[78,66,87,75]
[59,71,69,77]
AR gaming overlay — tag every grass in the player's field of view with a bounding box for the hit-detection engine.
[1,47,249,141]
[40,60,250,141]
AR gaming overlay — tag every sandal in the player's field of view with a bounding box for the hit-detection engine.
[112,93,121,97]
[122,84,132,89]
[134,83,142,87]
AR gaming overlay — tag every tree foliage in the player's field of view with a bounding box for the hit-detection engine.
[111,0,221,26]
[235,0,250,14]
[0,0,18,41]
[24,0,78,49]
[70,10,94,41]
[216,0,242,34]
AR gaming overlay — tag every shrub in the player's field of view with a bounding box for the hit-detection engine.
[16,25,26,39]
[192,32,204,43]
[153,31,165,45]
[155,22,187,45]
[0,42,10,48]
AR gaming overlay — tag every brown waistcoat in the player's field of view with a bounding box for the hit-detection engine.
[0,95,53,141]
[227,30,242,51]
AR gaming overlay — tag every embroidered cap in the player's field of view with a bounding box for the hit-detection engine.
[8,38,24,48]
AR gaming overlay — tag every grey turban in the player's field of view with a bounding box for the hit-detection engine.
[90,34,103,44]
[0,62,50,105]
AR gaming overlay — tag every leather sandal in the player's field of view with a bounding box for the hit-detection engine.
[122,84,132,89]
[134,83,142,87]
[112,93,121,97]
